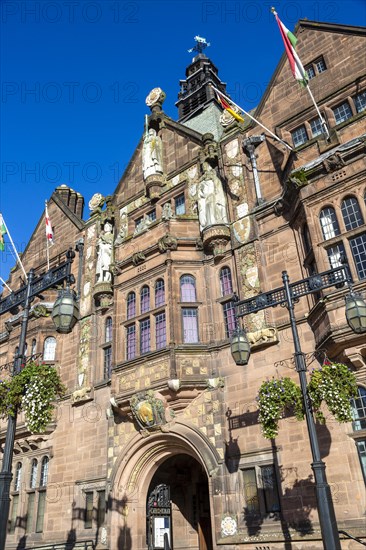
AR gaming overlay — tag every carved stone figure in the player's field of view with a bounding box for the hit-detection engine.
[132,251,146,266]
[323,153,346,173]
[197,164,228,230]
[247,327,278,345]
[142,128,163,179]
[158,234,178,253]
[96,222,113,283]
[72,386,91,403]
[162,202,173,220]
[133,214,152,235]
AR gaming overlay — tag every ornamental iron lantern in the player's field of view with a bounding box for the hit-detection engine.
[230,325,251,366]
[52,286,79,334]
[345,292,366,334]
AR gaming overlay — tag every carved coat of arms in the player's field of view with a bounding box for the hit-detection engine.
[130,390,167,429]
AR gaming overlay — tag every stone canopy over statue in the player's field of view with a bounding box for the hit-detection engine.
[142,127,163,180]
[197,163,228,230]
[96,221,114,283]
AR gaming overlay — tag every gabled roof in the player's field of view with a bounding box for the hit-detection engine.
[254,19,366,119]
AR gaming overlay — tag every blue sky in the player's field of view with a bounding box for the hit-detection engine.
[1,0,365,285]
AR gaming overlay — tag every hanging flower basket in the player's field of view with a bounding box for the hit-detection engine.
[257,363,358,439]
[0,361,66,434]
[307,362,358,424]
[257,377,304,439]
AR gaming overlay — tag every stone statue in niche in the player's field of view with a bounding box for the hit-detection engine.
[197,163,228,230]
[142,128,163,179]
[96,221,113,283]
[162,202,173,220]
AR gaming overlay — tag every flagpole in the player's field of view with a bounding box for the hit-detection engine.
[271,7,330,141]
[211,85,293,152]
[304,84,330,140]
[0,277,13,293]
[45,201,50,271]
[0,216,27,281]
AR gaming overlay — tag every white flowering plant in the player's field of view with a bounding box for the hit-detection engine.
[257,377,304,439]
[0,361,66,433]
[257,363,358,440]
[307,362,358,424]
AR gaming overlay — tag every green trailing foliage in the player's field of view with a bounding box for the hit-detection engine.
[307,362,358,424]
[0,361,66,434]
[257,377,304,439]
[257,363,358,440]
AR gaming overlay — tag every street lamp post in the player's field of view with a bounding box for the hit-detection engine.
[231,265,366,550]
[0,249,78,550]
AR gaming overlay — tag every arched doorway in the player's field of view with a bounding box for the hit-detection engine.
[146,454,213,550]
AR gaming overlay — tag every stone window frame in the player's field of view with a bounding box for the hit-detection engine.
[43,335,57,362]
[155,311,167,350]
[174,192,186,215]
[155,278,165,308]
[238,449,282,520]
[316,188,366,281]
[123,277,168,361]
[8,461,23,534]
[180,274,197,302]
[79,482,107,532]
[304,55,327,80]
[332,100,353,125]
[127,291,136,319]
[181,307,199,344]
[7,452,52,537]
[217,266,237,340]
[350,385,366,485]
[27,454,50,534]
[291,124,308,148]
[103,345,112,379]
[140,285,150,315]
[105,316,113,343]
[126,323,136,360]
[354,90,366,114]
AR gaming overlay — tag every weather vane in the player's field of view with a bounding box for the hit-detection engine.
[188,35,210,54]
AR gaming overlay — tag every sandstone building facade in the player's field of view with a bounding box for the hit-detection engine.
[1,19,365,550]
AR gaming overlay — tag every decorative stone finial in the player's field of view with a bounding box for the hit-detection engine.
[145,87,166,108]
[88,193,104,211]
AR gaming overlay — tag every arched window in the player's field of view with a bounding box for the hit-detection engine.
[155,279,165,308]
[43,337,56,362]
[127,292,136,319]
[24,342,28,358]
[31,338,37,358]
[40,457,49,487]
[14,462,22,491]
[351,386,366,431]
[140,286,150,314]
[319,207,340,240]
[180,275,196,302]
[105,317,112,343]
[30,459,38,489]
[341,196,364,231]
[220,267,233,296]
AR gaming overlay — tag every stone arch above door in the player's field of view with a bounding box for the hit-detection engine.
[109,419,223,493]
[108,420,223,550]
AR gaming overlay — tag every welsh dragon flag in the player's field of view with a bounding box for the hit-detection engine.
[273,9,308,86]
